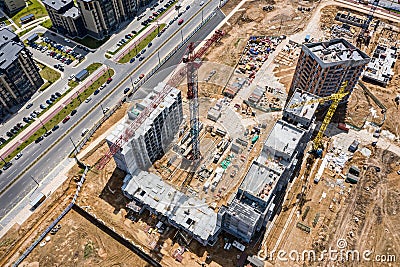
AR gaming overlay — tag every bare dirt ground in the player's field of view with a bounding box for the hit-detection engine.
[264,145,400,267]
[205,0,315,67]
[0,172,76,266]
[21,210,150,267]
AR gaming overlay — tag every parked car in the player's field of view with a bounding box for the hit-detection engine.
[44,131,52,137]
[139,56,145,61]
[35,136,44,143]
[124,88,130,94]
[71,109,77,116]
[199,0,204,5]
[130,57,135,63]
[40,104,47,109]
[62,116,70,123]
[26,103,33,109]
[2,162,12,170]
[85,97,92,103]
[94,89,100,95]
[81,128,89,136]
[148,42,152,48]
[178,19,184,25]
[52,125,59,131]
[46,99,53,105]
[55,92,62,97]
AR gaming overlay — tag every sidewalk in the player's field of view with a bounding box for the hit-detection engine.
[0,157,75,238]
[0,65,108,160]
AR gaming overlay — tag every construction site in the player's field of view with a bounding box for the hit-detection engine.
[1,0,400,266]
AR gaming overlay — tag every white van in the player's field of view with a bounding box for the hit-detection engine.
[81,128,88,136]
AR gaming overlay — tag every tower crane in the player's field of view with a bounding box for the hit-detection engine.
[96,30,224,170]
[356,0,380,47]
[289,81,349,154]
[185,42,201,160]
[287,81,348,213]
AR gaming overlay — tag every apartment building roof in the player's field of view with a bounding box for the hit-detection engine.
[0,42,24,69]
[42,0,73,11]
[129,83,180,138]
[305,39,369,64]
[263,120,305,160]
[123,171,220,243]
[221,198,262,225]
[0,28,18,47]
[239,161,281,202]
[285,89,318,121]
[63,6,80,18]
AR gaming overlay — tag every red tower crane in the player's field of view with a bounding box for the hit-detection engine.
[96,30,224,170]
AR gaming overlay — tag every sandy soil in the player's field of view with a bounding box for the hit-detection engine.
[21,210,150,267]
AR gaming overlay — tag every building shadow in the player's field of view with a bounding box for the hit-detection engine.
[99,168,129,214]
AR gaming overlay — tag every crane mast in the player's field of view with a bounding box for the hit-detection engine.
[186,42,201,160]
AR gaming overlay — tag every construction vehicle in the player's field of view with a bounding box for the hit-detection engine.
[288,81,349,212]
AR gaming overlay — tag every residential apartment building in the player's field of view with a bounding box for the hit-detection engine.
[0,0,25,15]
[42,0,86,37]
[217,90,317,243]
[76,0,137,39]
[0,29,43,116]
[106,83,183,172]
[289,39,370,101]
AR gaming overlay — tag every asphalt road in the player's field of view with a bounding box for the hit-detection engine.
[0,2,224,219]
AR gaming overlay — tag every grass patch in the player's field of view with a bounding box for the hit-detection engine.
[0,68,115,168]
[108,25,149,55]
[118,23,166,64]
[11,0,48,27]
[0,17,10,25]
[84,241,94,258]
[38,63,61,91]
[108,1,176,56]
[73,35,109,49]
[40,19,52,29]
[68,62,102,88]
[17,27,34,37]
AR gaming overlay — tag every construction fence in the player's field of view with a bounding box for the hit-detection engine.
[13,163,89,267]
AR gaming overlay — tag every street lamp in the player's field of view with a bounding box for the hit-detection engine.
[38,118,48,132]
[130,76,134,88]
[100,104,107,115]
[0,155,6,164]
[29,175,40,198]
[69,136,78,155]
[75,91,82,104]
[157,51,161,65]
[30,175,39,187]
[107,67,111,78]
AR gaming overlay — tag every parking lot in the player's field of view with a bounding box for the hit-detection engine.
[25,32,90,71]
